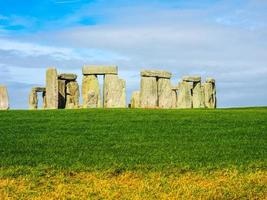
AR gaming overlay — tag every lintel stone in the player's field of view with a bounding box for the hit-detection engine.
[82,65,118,75]
[172,85,179,91]
[182,76,201,82]
[58,73,77,81]
[141,70,172,78]
[32,87,46,92]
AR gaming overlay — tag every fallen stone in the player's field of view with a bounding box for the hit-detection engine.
[66,81,80,109]
[140,76,158,108]
[29,89,38,110]
[58,80,66,109]
[130,91,140,108]
[58,73,77,81]
[103,74,126,108]
[158,78,172,109]
[82,75,101,108]
[46,68,58,109]
[182,76,201,82]
[177,81,192,108]
[82,66,118,75]
[141,70,172,78]
[0,85,9,110]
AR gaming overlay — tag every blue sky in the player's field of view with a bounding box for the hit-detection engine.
[0,0,267,108]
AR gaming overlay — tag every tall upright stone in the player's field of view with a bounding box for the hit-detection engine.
[119,79,126,108]
[29,89,38,110]
[82,75,101,108]
[140,76,157,108]
[66,81,80,109]
[204,78,216,108]
[158,78,172,109]
[130,91,140,108]
[103,74,126,108]
[171,90,177,108]
[177,81,192,108]
[58,79,66,109]
[42,91,47,109]
[46,68,58,109]
[192,81,205,108]
[0,85,9,110]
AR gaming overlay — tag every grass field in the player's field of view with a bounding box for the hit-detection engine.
[0,108,266,199]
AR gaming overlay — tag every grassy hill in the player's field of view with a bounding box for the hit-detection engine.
[0,108,266,199]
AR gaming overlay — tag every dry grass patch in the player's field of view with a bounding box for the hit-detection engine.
[1,169,266,200]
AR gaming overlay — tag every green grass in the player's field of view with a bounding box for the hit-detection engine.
[0,108,266,172]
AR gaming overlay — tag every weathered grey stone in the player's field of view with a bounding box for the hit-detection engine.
[32,87,46,92]
[0,85,9,110]
[177,81,192,108]
[82,66,118,75]
[140,76,157,108]
[29,89,38,110]
[182,76,201,82]
[103,74,126,108]
[42,91,47,109]
[141,70,172,78]
[46,68,58,109]
[171,90,177,108]
[192,82,205,108]
[158,78,172,109]
[58,79,66,109]
[82,75,101,108]
[66,81,79,109]
[204,79,216,108]
[119,79,126,108]
[130,91,140,108]
[58,73,77,81]
[172,85,179,91]
[206,77,215,83]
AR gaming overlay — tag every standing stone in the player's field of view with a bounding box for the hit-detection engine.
[130,91,140,108]
[0,85,9,110]
[42,91,47,109]
[192,81,204,108]
[46,68,58,109]
[158,78,172,109]
[200,85,205,108]
[204,78,216,108]
[119,79,126,108]
[140,76,158,108]
[171,90,177,108]
[177,81,192,108]
[29,89,38,110]
[66,81,80,109]
[58,79,66,109]
[82,75,101,108]
[103,74,126,108]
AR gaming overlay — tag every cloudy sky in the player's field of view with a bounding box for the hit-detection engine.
[0,0,266,109]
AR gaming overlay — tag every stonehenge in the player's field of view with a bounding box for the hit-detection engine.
[23,66,216,110]
[82,65,126,108]
[29,68,80,110]
[140,70,172,108]
[29,87,46,110]
[0,85,9,110]
[132,73,216,109]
